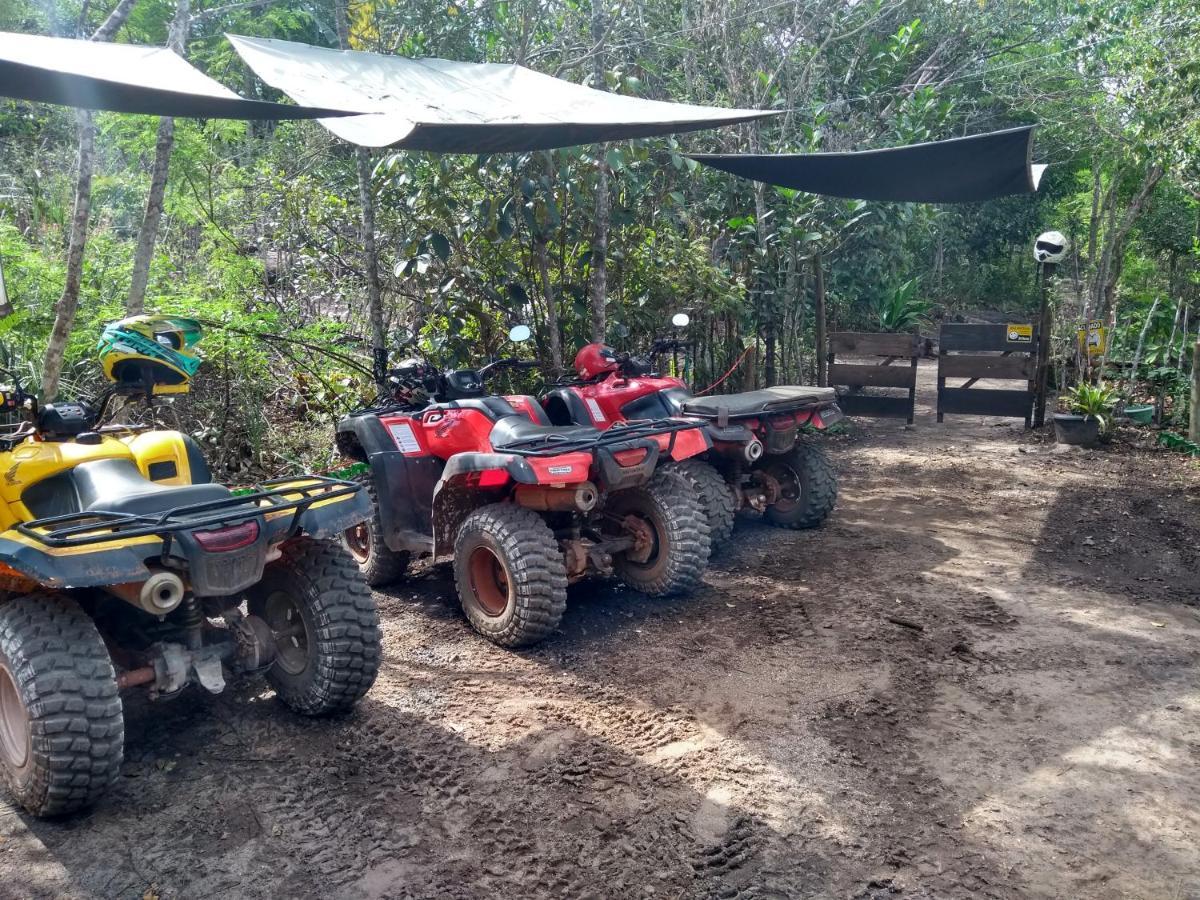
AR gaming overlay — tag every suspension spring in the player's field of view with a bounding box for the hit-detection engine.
[179,595,204,651]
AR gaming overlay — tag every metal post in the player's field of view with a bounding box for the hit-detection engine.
[1034,260,1055,427]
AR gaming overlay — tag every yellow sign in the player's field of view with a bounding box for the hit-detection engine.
[1078,320,1106,356]
[1006,324,1033,343]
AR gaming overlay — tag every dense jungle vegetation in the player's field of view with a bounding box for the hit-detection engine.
[1,0,1197,476]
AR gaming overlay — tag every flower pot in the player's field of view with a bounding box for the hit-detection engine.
[1053,413,1100,447]
[1123,403,1154,425]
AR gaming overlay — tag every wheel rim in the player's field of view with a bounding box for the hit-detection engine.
[263,591,312,676]
[620,511,663,572]
[0,664,30,771]
[766,462,802,512]
[344,523,371,564]
[468,546,512,617]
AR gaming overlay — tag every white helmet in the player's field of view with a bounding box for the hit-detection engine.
[1033,230,1068,263]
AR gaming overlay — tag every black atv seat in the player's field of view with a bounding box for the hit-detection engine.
[489,415,599,450]
[681,386,837,419]
[71,458,232,518]
[426,397,520,420]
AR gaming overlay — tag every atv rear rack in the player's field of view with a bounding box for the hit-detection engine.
[501,418,700,457]
[16,476,358,550]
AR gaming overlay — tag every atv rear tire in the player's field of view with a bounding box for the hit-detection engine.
[342,473,410,588]
[666,459,737,545]
[761,442,838,530]
[453,504,567,648]
[608,469,710,596]
[0,593,123,817]
[248,538,381,716]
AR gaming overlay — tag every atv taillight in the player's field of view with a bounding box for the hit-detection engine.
[193,521,259,552]
[612,447,649,467]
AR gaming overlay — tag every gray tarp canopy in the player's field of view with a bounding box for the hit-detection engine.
[0,31,359,119]
[690,126,1044,203]
[228,34,775,153]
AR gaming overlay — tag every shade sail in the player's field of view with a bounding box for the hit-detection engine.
[690,126,1043,203]
[228,34,775,153]
[0,31,359,119]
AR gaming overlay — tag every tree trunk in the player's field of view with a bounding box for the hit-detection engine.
[1085,164,1102,264]
[813,254,827,387]
[40,0,140,401]
[127,0,190,315]
[0,247,11,319]
[1131,295,1160,379]
[335,1,387,382]
[586,2,609,342]
[1098,164,1164,318]
[535,236,562,373]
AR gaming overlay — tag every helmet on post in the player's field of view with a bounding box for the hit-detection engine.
[574,343,620,380]
[97,315,204,395]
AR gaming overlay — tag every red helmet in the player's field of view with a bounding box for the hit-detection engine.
[574,343,620,380]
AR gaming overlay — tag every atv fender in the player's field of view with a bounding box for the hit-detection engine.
[287,483,372,540]
[430,453,595,557]
[0,533,156,589]
[336,413,439,556]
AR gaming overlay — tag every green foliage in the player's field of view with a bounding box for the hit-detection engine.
[1,0,1197,477]
[1157,431,1200,456]
[873,279,929,333]
[1065,382,1120,433]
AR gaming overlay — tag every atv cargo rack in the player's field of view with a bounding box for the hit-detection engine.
[501,418,701,457]
[16,475,358,550]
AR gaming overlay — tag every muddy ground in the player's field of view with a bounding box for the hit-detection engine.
[5,360,1200,899]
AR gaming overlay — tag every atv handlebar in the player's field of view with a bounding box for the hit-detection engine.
[478,358,540,379]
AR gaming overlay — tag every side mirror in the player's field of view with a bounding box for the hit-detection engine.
[611,322,630,339]
[671,313,690,328]
[508,324,532,343]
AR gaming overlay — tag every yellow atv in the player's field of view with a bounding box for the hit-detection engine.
[0,316,379,817]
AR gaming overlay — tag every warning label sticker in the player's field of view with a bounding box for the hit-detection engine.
[1006,324,1033,343]
[585,398,606,424]
[388,422,422,454]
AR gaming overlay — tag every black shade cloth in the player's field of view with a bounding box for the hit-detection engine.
[229,34,775,152]
[690,126,1041,203]
[0,31,361,119]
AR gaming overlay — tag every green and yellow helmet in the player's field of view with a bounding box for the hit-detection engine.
[97,315,204,395]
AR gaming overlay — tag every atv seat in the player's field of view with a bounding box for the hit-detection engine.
[681,386,837,418]
[71,458,233,517]
[489,415,599,450]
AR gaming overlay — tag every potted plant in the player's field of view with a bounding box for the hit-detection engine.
[1054,382,1117,447]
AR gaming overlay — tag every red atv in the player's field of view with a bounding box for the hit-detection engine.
[541,319,842,543]
[334,329,713,648]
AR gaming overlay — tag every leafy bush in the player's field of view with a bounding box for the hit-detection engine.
[874,279,930,332]
[1065,381,1119,432]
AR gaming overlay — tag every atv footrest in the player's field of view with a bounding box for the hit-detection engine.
[17,476,359,549]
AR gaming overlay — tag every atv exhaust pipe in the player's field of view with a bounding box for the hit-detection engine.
[515,482,599,513]
[743,438,764,463]
[107,570,186,616]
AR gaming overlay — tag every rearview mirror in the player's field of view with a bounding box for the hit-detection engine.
[671,313,690,328]
[611,322,630,339]
[508,324,532,343]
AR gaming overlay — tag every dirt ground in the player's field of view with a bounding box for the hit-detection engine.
[4,360,1200,900]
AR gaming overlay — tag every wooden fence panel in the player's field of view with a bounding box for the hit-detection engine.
[936,323,1037,427]
[827,331,920,424]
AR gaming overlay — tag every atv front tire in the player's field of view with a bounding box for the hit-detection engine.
[453,504,567,648]
[342,472,410,588]
[608,469,710,596]
[0,593,123,817]
[761,442,838,530]
[666,459,738,545]
[248,538,381,716]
